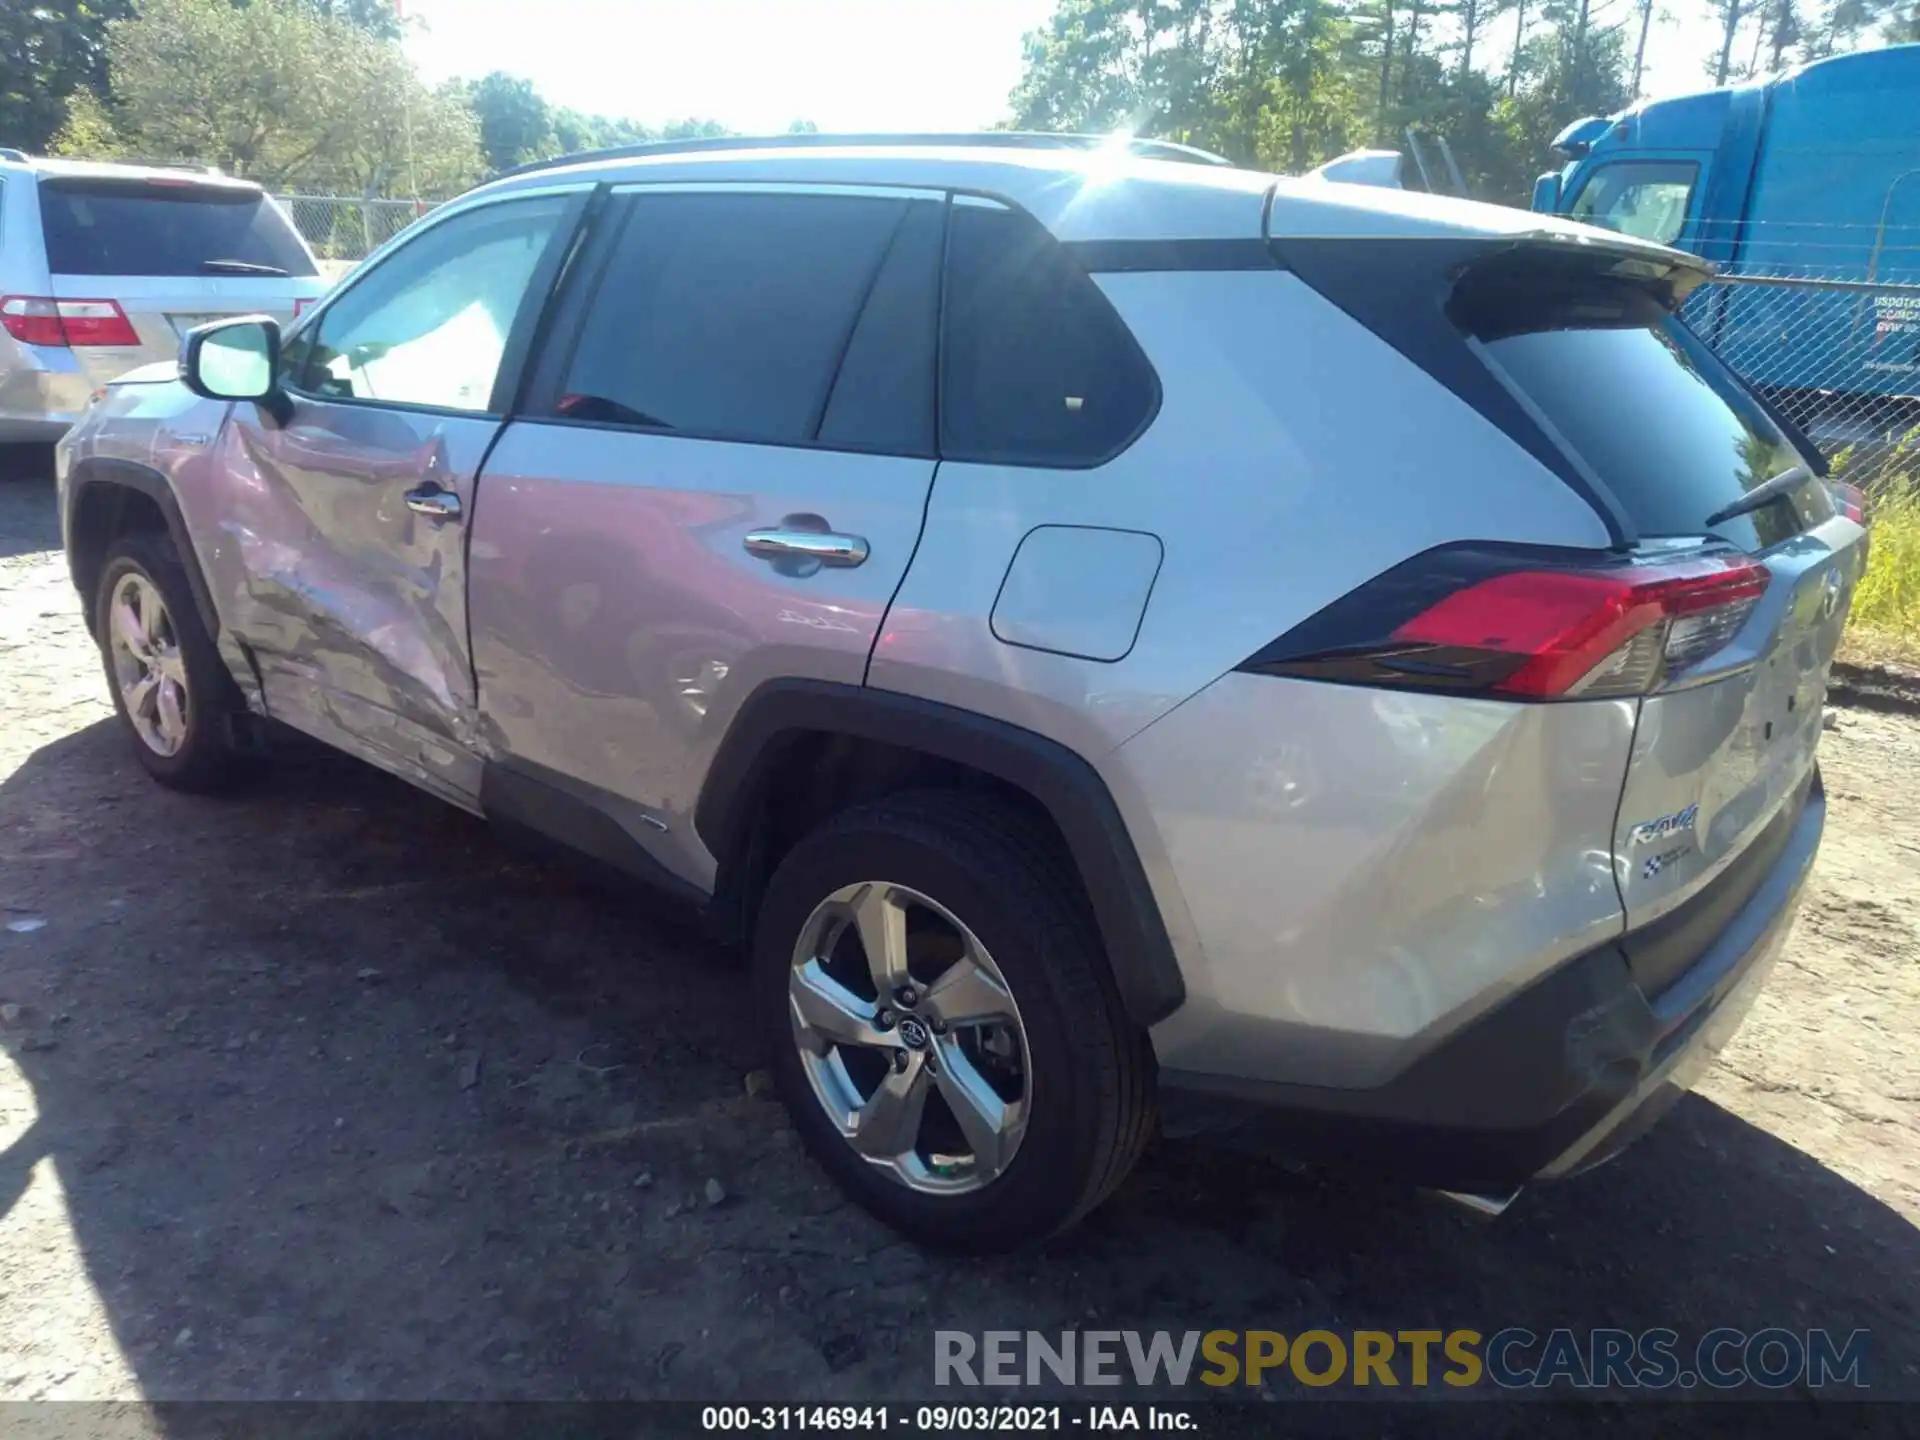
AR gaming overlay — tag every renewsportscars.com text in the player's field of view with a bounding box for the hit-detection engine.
[934,1327,1870,1391]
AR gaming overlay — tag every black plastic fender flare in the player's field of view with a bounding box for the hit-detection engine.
[696,678,1187,1027]
[65,457,222,642]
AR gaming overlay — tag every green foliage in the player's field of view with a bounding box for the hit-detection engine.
[1007,0,1594,196]
[469,70,553,171]
[62,0,480,195]
[1838,431,1920,654]
[1004,0,1891,205]
[296,0,405,39]
[466,79,734,167]
[48,85,122,158]
[0,0,133,153]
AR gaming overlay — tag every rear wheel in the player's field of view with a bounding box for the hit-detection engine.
[94,531,244,791]
[753,790,1155,1251]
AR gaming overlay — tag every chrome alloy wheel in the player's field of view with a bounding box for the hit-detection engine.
[787,881,1031,1195]
[107,572,190,757]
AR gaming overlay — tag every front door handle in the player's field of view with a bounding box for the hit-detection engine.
[405,485,461,521]
[743,528,869,568]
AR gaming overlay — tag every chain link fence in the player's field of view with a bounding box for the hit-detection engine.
[275,195,441,277]
[1676,219,1920,492]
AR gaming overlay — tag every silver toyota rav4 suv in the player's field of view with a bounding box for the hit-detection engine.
[56,134,1862,1251]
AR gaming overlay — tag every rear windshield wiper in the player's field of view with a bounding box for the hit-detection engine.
[200,258,290,276]
[1705,465,1813,529]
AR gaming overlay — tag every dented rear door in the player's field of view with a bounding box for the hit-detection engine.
[211,190,583,806]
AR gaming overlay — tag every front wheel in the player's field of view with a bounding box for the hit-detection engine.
[753,791,1155,1251]
[95,531,244,792]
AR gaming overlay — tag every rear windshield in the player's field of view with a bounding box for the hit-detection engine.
[1470,285,1831,550]
[39,179,317,278]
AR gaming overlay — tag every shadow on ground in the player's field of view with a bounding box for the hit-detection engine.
[0,716,1915,1412]
[0,446,60,560]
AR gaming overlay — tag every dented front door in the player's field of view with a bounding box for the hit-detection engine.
[214,402,495,804]
[208,190,581,807]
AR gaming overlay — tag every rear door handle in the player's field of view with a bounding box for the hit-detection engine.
[743,528,869,568]
[405,485,461,520]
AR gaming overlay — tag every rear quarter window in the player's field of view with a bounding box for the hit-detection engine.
[940,202,1158,467]
[39,179,317,278]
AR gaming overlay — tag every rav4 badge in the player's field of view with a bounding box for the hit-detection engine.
[1630,803,1700,847]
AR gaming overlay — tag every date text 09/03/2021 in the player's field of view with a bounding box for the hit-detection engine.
[701,1406,1193,1431]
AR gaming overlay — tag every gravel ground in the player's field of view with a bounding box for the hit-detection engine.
[2,451,1917,1420]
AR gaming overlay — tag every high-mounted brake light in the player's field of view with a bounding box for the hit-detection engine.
[1239,546,1770,700]
[0,296,140,348]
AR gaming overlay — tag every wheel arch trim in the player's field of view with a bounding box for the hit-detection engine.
[696,678,1187,1027]
[65,457,222,642]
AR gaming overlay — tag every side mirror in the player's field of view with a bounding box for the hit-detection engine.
[180,316,291,423]
[1531,172,1563,215]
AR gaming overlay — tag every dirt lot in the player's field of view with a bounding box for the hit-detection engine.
[2,454,1917,1416]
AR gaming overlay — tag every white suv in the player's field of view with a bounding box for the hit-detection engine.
[1,152,325,443]
[56,133,1860,1251]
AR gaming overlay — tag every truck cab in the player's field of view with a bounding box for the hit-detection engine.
[1533,95,1723,255]
[1535,44,1920,427]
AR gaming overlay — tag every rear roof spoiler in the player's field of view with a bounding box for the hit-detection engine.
[1456,230,1717,313]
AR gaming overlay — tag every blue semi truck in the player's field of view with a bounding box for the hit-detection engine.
[1529,44,1920,454]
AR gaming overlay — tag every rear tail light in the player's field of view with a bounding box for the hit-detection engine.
[1240,544,1769,700]
[0,296,140,348]
[1827,479,1868,525]
[293,297,315,320]
[0,297,65,346]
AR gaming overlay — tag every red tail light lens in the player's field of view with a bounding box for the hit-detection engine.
[1240,545,1769,700]
[293,297,315,320]
[0,296,140,348]
[55,299,141,346]
[1,297,66,346]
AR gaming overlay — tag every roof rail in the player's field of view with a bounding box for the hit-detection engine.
[497,131,1236,181]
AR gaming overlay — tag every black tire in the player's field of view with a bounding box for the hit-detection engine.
[753,790,1156,1251]
[94,530,245,792]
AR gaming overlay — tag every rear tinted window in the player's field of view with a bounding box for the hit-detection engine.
[941,203,1158,467]
[38,180,317,277]
[1480,309,1830,550]
[552,190,916,447]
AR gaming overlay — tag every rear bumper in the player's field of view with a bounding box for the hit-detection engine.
[1159,774,1824,1194]
[0,354,91,442]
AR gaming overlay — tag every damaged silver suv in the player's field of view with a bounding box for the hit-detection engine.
[58,134,1861,1250]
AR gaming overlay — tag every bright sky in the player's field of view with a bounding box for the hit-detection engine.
[404,0,1059,133]
[402,0,1754,141]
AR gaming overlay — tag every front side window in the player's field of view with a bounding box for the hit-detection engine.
[1566,161,1697,246]
[550,189,928,448]
[289,194,570,412]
